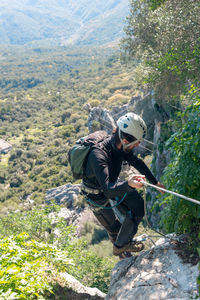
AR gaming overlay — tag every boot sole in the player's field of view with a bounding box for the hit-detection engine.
[113,242,144,256]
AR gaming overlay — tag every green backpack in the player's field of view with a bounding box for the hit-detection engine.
[68,130,108,179]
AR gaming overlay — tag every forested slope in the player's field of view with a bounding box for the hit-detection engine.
[0,45,137,210]
[0,44,140,298]
[0,0,199,297]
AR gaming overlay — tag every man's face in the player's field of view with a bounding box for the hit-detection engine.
[123,140,140,152]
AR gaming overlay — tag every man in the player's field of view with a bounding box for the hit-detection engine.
[81,112,165,258]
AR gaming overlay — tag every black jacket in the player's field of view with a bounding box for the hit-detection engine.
[83,135,158,200]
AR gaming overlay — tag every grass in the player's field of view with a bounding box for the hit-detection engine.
[8,134,24,144]
[0,153,10,167]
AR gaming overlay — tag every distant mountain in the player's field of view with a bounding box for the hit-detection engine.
[0,0,129,46]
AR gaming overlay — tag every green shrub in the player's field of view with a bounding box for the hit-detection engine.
[88,99,101,107]
[58,125,76,138]
[66,240,113,293]
[10,175,24,188]
[159,95,200,248]
[0,204,115,295]
[89,240,113,258]
[40,166,59,179]
[0,168,7,184]
[0,190,12,203]
[0,232,72,299]
[70,113,81,123]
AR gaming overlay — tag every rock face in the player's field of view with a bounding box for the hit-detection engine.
[45,183,83,228]
[45,183,81,208]
[45,183,98,235]
[59,272,106,300]
[0,139,12,154]
[85,93,167,157]
[105,236,199,300]
[85,104,116,134]
[85,94,172,228]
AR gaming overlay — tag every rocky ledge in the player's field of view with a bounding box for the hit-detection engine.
[58,272,106,300]
[105,235,199,300]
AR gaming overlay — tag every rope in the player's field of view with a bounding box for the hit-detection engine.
[141,181,200,206]
[112,108,128,119]
[139,144,153,153]
[141,180,200,244]
[142,184,174,242]
[90,113,155,150]
[143,138,154,145]
[86,192,127,210]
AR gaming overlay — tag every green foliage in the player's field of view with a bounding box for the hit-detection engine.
[147,0,166,11]
[0,77,43,90]
[0,166,8,184]
[66,240,113,293]
[159,95,200,244]
[0,230,112,299]
[0,45,137,207]
[121,0,200,257]
[121,0,200,103]
[0,232,59,299]
[10,175,24,188]
[80,221,108,245]
[0,203,74,248]
[0,203,115,294]
[88,99,101,107]
[198,249,200,294]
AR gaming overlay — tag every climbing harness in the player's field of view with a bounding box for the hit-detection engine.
[81,183,103,195]
[86,192,127,210]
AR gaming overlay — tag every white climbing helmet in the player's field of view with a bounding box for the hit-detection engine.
[117,112,147,142]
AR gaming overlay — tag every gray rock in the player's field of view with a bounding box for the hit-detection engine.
[0,139,12,154]
[85,93,161,156]
[45,183,81,208]
[105,236,199,300]
[45,183,85,234]
[48,207,74,226]
[111,104,129,122]
[60,272,106,300]
[87,106,116,134]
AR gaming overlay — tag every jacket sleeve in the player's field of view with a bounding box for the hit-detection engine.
[88,148,132,199]
[124,152,158,185]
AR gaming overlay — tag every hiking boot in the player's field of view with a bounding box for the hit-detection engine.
[119,251,132,260]
[113,241,144,256]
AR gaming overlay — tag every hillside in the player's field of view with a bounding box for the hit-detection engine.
[0,0,129,46]
[0,44,138,209]
[0,0,199,297]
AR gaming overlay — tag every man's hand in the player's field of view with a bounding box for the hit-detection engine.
[128,174,146,189]
[156,182,166,194]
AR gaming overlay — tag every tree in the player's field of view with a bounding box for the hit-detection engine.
[121,0,200,102]
[10,175,24,188]
[160,93,200,243]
